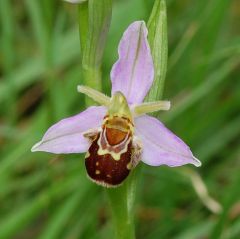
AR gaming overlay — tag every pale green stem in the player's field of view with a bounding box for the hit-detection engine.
[146,0,168,101]
[78,0,112,106]
[78,2,99,106]
[78,2,88,56]
[107,166,141,239]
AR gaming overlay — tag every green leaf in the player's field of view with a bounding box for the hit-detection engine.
[146,0,168,101]
[0,174,82,238]
[38,188,91,239]
[79,0,112,93]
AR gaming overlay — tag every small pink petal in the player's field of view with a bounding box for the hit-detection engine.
[111,21,154,104]
[31,106,106,154]
[135,115,201,167]
[63,0,87,4]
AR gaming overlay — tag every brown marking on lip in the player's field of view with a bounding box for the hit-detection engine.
[85,133,132,187]
[97,115,133,153]
[105,127,128,145]
[99,126,131,154]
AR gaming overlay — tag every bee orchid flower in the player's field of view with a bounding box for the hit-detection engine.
[32,21,201,187]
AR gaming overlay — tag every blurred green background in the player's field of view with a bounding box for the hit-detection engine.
[0,0,240,238]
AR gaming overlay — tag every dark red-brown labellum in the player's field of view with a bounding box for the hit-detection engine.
[85,132,133,187]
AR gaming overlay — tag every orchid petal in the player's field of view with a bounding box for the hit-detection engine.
[31,106,106,154]
[135,115,201,167]
[133,100,171,116]
[63,0,87,4]
[77,85,111,107]
[111,21,154,104]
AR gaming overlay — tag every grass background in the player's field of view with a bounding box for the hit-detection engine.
[0,0,240,238]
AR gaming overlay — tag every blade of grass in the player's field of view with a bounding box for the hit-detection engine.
[38,187,93,239]
[163,57,239,123]
[0,173,84,239]
[196,114,240,162]
[0,27,80,103]
[0,0,17,122]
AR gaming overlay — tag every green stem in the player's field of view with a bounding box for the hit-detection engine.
[146,0,168,101]
[106,166,142,239]
[78,0,112,106]
[78,2,88,58]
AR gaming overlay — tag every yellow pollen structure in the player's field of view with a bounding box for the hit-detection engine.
[127,162,132,170]
[85,151,90,158]
[95,170,101,175]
